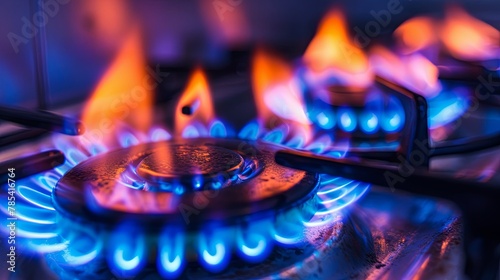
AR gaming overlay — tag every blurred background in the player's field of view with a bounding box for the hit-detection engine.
[1,0,499,109]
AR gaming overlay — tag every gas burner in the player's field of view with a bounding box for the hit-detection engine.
[7,122,371,278]
[54,138,319,226]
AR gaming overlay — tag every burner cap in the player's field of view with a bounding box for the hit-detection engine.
[136,145,244,190]
[53,138,319,228]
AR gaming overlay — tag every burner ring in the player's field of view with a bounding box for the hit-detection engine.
[53,138,319,228]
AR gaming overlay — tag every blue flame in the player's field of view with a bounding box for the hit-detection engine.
[192,175,203,189]
[150,127,172,141]
[198,229,231,273]
[287,133,307,149]
[57,223,103,266]
[359,111,379,134]
[238,120,261,140]
[15,203,56,225]
[210,120,230,138]
[158,227,185,279]
[182,122,209,138]
[315,182,370,215]
[183,125,201,138]
[236,220,273,262]
[338,108,357,132]
[17,185,54,211]
[307,91,407,134]
[263,126,288,144]
[35,172,59,192]
[316,110,336,129]
[305,81,471,134]
[120,132,142,148]
[272,208,307,246]
[108,224,146,278]
[306,135,332,154]
[380,96,405,132]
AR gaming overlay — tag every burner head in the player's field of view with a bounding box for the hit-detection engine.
[136,145,245,191]
[325,85,369,107]
[53,138,319,228]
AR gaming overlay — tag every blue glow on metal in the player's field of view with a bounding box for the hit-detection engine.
[158,227,185,279]
[209,120,228,138]
[338,108,357,132]
[428,88,469,129]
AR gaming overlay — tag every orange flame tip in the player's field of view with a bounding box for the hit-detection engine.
[175,68,214,136]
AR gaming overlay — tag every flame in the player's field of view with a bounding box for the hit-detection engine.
[81,26,152,144]
[441,6,500,61]
[175,68,214,136]
[252,49,312,141]
[370,46,441,97]
[303,9,372,86]
[394,6,500,62]
[394,16,438,54]
[252,49,294,123]
[406,54,441,97]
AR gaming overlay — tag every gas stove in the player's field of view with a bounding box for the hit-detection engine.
[1,1,500,280]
